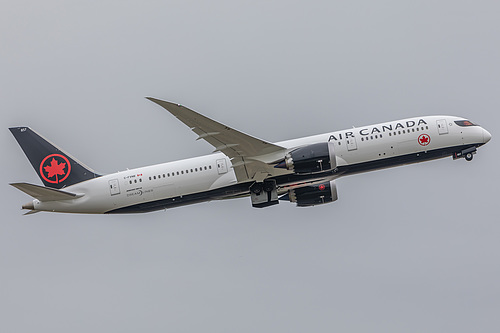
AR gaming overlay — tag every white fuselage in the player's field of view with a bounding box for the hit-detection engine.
[30,115,491,213]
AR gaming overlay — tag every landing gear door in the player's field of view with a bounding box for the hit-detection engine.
[109,179,120,196]
[437,119,448,135]
[345,136,357,151]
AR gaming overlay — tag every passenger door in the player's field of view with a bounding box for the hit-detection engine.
[437,119,448,135]
[109,179,120,196]
[217,158,228,174]
[345,136,358,151]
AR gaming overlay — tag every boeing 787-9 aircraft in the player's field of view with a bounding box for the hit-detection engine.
[9,98,491,214]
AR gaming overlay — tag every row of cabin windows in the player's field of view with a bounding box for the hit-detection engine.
[148,165,212,181]
[361,134,383,141]
[128,178,143,184]
[360,126,429,142]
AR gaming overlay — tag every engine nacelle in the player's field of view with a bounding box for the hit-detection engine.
[283,180,338,207]
[276,142,336,174]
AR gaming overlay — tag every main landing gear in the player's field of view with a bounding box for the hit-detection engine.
[453,147,477,162]
[250,179,279,208]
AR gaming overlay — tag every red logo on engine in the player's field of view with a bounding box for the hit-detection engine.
[39,154,71,184]
[318,184,326,191]
[418,134,431,146]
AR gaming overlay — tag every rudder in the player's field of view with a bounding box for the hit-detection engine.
[9,127,100,189]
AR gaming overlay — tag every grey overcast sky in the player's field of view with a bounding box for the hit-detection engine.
[1,1,499,332]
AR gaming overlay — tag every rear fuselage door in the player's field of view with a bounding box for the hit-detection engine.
[109,179,120,196]
[437,119,448,135]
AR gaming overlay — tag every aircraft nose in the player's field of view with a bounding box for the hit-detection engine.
[483,128,492,144]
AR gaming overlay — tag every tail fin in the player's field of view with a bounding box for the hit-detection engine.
[9,127,100,189]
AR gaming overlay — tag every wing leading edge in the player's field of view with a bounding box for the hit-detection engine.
[147,98,287,181]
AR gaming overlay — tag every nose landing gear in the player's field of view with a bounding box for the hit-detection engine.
[453,147,477,162]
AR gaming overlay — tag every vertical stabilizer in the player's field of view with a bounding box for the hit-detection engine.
[9,127,100,189]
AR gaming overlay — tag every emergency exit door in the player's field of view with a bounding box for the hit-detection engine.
[216,158,228,174]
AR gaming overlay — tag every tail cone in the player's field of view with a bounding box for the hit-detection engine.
[22,202,34,210]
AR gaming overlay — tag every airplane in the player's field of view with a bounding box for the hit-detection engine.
[9,97,492,214]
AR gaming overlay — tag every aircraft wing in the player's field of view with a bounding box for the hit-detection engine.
[147,98,287,181]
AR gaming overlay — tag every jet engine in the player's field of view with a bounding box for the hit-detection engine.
[275,142,336,174]
[281,180,338,207]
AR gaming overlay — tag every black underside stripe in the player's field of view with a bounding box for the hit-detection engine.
[105,144,479,214]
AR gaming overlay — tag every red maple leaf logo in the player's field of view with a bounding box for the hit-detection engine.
[39,154,71,184]
[44,158,66,180]
[418,134,430,146]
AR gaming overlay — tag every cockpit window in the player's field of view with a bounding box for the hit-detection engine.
[455,120,478,127]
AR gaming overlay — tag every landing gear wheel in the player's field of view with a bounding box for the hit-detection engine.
[250,181,279,208]
[465,152,473,161]
[250,183,263,194]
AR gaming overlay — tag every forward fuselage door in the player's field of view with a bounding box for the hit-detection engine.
[345,136,358,151]
[437,119,448,135]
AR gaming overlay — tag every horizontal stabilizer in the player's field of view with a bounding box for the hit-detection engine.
[23,210,40,216]
[10,182,82,202]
